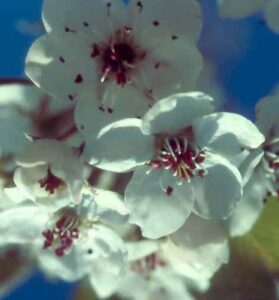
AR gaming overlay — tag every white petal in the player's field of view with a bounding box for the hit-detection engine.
[227,171,265,237]
[193,153,242,219]
[142,92,214,135]
[0,206,47,246]
[84,118,154,172]
[128,0,202,44]
[13,165,48,201]
[43,0,126,34]
[25,33,96,102]
[0,118,30,156]
[238,148,264,186]
[126,240,160,262]
[194,112,265,158]
[75,82,150,137]
[173,214,227,249]
[125,167,194,239]
[89,226,127,298]
[218,0,267,19]
[265,0,279,34]
[93,188,129,225]
[17,139,73,167]
[162,237,229,281]
[255,94,279,136]
[140,39,203,101]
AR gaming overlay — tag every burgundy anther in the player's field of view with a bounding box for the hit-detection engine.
[39,168,63,194]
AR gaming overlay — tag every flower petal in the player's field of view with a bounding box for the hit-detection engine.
[162,236,228,281]
[126,240,160,262]
[193,153,242,219]
[0,206,47,246]
[238,148,264,186]
[226,171,265,237]
[84,118,154,172]
[75,82,150,137]
[125,166,194,239]
[255,94,279,136]
[93,188,129,225]
[142,92,214,135]
[43,0,126,34]
[218,0,267,19]
[139,39,203,101]
[194,112,265,158]
[25,33,96,102]
[128,0,202,44]
[169,215,228,280]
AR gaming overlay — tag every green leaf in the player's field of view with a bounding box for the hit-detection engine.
[245,196,279,271]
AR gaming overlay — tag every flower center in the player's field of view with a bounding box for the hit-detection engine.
[39,168,65,194]
[102,43,136,85]
[90,27,146,87]
[149,136,206,181]
[42,208,80,257]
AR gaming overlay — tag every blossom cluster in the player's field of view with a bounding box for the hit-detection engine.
[0,0,279,299]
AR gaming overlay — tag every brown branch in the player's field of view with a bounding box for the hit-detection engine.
[0,78,33,85]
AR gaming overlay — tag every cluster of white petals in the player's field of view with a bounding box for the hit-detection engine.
[1,0,279,299]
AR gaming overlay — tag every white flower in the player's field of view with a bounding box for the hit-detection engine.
[84,92,265,238]
[106,240,210,300]
[162,213,229,281]
[218,0,279,34]
[0,188,128,290]
[226,93,279,237]
[0,83,83,157]
[13,139,85,210]
[250,95,279,198]
[26,0,203,135]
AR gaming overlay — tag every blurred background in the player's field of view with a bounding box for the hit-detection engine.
[0,0,279,299]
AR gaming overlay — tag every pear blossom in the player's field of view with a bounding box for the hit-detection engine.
[225,94,279,237]
[99,239,210,300]
[249,94,279,201]
[0,188,128,293]
[13,139,85,210]
[218,0,279,34]
[84,92,265,238]
[26,0,203,134]
[162,213,229,281]
[0,84,83,158]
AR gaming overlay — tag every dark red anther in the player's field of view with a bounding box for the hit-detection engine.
[39,168,64,194]
[195,153,205,164]
[56,217,66,229]
[198,169,205,177]
[55,247,65,257]
[42,230,54,242]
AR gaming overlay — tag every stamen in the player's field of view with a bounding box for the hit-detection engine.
[39,168,65,194]
[42,209,80,257]
[148,136,206,182]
